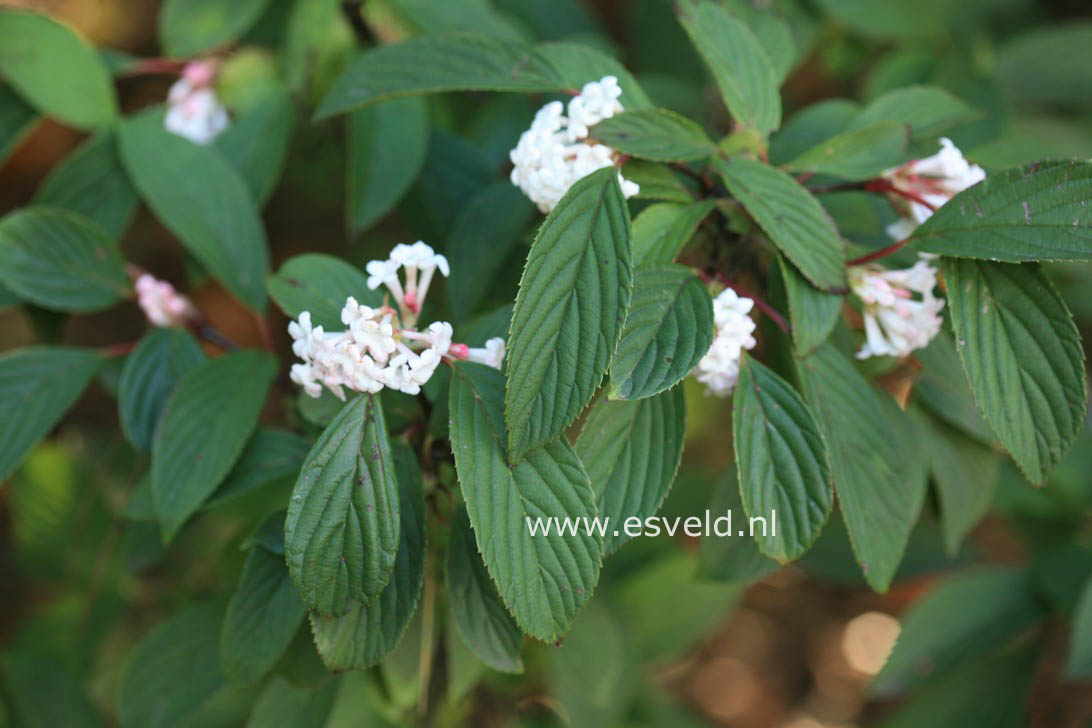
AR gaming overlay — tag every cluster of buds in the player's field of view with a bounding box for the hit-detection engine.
[289,242,505,400]
[849,259,944,360]
[134,273,195,328]
[509,76,640,213]
[164,60,230,145]
[880,137,986,240]
[692,288,758,397]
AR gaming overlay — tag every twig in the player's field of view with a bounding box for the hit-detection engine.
[846,237,911,267]
[703,270,790,334]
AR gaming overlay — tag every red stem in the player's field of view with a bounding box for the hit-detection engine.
[706,271,790,334]
[846,237,911,267]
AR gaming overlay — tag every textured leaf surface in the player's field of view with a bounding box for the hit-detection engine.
[0,347,103,482]
[715,156,846,290]
[152,351,275,539]
[206,428,311,508]
[943,259,1086,484]
[697,471,780,584]
[609,265,712,400]
[119,111,270,310]
[159,0,270,57]
[631,200,715,266]
[0,9,117,129]
[285,395,400,615]
[575,387,685,554]
[0,208,129,312]
[590,108,715,162]
[786,121,909,180]
[779,256,843,355]
[734,355,832,561]
[118,328,206,452]
[914,161,1092,261]
[451,363,600,642]
[310,442,424,669]
[347,96,429,231]
[677,0,780,136]
[798,344,926,591]
[215,88,294,205]
[220,547,307,684]
[268,253,378,330]
[446,507,524,673]
[505,167,632,459]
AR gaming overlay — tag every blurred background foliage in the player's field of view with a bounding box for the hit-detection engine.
[3,0,1092,726]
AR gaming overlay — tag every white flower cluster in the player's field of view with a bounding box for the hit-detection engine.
[882,137,986,240]
[849,260,944,360]
[288,242,505,400]
[135,273,194,327]
[164,61,229,145]
[693,288,758,397]
[509,76,640,213]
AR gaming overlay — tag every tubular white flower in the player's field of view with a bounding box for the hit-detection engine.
[509,76,639,213]
[466,337,506,370]
[692,288,757,397]
[135,274,194,327]
[366,241,448,321]
[849,258,944,360]
[164,61,229,145]
[881,138,985,238]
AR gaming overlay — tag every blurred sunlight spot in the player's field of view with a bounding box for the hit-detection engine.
[841,611,900,675]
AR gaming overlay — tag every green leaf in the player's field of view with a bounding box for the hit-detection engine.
[535,42,652,110]
[206,428,312,508]
[550,599,632,728]
[118,111,270,311]
[34,131,138,238]
[221,547,307,684]
[268,253,377,331]
[0,208,130,313]
[590,108,715,162]
[246,678,337,728]
[848,85,980,143]
[316,33,560,119]
[159,0,271,57]
[913,161,1092,262]
[785,121,909,180]
[718,0,799,82]
[623,160,692,203]
[631,200,715,266]
[714,156,846,291]
[285,395,400,616]
[676,0,780,137]
[118,602,225,728]
[608,265,712,400]
[913,330,995,445]
[996,23,1092,114]
[797,344,926,591]
[575,387,685,554]
[0,84,37,165]
[0,347,104,482]
[1065,575,1092,679]
[152,351,276,539]
[446,181,536,323]
[769,98,861,165]
[505,167,632,459]
[942,259,1086,484]
[347,95,429,231]
[778,256,843,355]
[446,507,524,673]
[117,328,206,452]
[697,471,780,584]
[873,567,1041,693]
[733,355,833,561]
[389,0,527,39]
[2,655,103,728]
[450,362,601,642]
[215,87,295,205]
[0,9,117,129]
[309,441,425,669]
[810,0,947,40]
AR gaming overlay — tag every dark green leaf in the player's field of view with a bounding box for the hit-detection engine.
[446,507,524,673]
[2,655,103,728]
[221,547,307,684]
[0,347,104,482]
[389,0,527,39]
[575,387,685,554]
[159,0,270,57]
[118,328,206,452]
[943,259,1086,484]
[623,160,692,203]
[715,156,846,291]
[34,131,138,238]
[0,9,117,129]
[677,0,780,136]
[848,85,980,142]
[119,111,270,311]
[215,87,295,205]
[719,0,799,82]
[609,265,712,400]
[0,208,129,312]
[152,351,276,539]
[734,355,832,561]
[996,23,1092,114]
[206,428,312,508]
[697,471,780,584]
[245,678,337,728]
[451,362,601,642]
[505,167,632,460]
[268,253,377,331]
[1065,575,1092,679]
[779,256,842,355]
[631,200,715,266]
[769,98,860,166]
[785,121,909,180]
[535,42,652,110]
[285,395,400,616]
[0,84,37,164]
[913,330,995,445]
[590,108,715,162]
[309,441,425,669]
[811,0,948,40]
